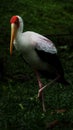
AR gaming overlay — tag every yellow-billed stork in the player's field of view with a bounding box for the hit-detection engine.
[10,15,69,112]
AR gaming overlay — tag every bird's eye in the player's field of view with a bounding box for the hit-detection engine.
[15,20,19,27]
[15,20,18,23]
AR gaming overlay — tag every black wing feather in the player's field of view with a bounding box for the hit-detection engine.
[35,49,64,76]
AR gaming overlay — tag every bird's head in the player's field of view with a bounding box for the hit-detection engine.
[10,15,22,55]
[10,16,19,55]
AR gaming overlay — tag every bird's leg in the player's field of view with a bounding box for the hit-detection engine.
[35,71,43,98]
[35,71,46,112]
[38,75,60,94]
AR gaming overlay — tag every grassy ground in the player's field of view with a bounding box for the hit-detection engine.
[0,0,73,129]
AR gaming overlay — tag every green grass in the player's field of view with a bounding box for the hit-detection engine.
[0,0,73,129]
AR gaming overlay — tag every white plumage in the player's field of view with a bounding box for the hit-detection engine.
[10,16,57,70]
[13,16,57,53]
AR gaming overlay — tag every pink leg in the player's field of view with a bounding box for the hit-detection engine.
[38,75,60,95]
[35,71,46,112]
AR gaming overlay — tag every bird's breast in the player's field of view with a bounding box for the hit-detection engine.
[14,36,31,52]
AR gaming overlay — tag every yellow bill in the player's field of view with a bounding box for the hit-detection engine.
[10,23,17,55]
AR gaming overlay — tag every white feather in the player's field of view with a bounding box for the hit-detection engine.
[13,16,57,70]
[30,32,57,54]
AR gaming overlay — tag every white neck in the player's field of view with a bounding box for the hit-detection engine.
[17,16,24,33]
[14,16,24,50]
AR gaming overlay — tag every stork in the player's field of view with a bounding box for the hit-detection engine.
[10,15,69,112]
